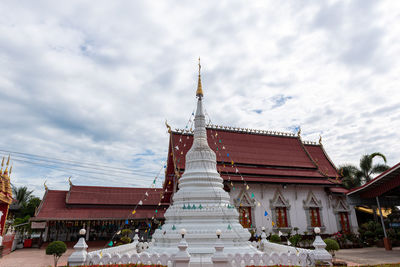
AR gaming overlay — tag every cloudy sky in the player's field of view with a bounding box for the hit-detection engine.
[1,0,399,197]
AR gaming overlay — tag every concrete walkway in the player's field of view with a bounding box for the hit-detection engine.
[335,246,400,266]
[0,246,103,267]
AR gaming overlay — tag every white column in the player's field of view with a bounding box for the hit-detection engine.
[68,229,88,266]
[211,231,229,267]
[312,227,332,266]
[173,230,190,267]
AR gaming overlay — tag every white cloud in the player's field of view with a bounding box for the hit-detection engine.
[0,0,399,197]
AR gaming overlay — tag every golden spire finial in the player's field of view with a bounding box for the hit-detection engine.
[3,155,10,175]
[165,120,172,133]
[68,176,73,186]
[0,157,4,175]
[196,57,203,98]
[319,135,322,145]
[44,180,48,191]
[297,127,301,137]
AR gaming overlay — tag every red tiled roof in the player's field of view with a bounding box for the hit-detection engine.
[217,165,324,178]
[172,130,316,169]
[168,129,342,180]
[222,174,335,185]
[66,185,165,205]
[304,144,339,178]
[328,187,349,194]
[33,189,166,221]
[347,162,400,198]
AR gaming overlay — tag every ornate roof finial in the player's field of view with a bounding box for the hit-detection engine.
[0,157,4,175]
[44,180,48,191]
[319,135,322,145]
[196,57,203,98]
[4,154,10,174]
[297,127,301,137]
[165,120,172,133]
[68,176,73,186]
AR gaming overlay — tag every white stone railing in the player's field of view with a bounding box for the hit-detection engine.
[226,251,311,267]
[87,241,139,258]
[87,251,174,266]
[68,228,331,266]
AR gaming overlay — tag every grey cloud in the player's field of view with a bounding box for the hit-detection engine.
[0,0,399,194]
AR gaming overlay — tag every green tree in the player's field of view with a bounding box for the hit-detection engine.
[46,241,67,267]
[11,185,34,206]
[339,153,390,189]
[323,238,339,257]
[20,197,41,217]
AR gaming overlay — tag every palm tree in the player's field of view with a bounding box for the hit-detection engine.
[11,185,34,206]
[339,152,390,189]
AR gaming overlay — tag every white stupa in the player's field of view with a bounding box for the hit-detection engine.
[148,61,258,265]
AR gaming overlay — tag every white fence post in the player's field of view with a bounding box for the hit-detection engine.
[211,229,229,267]
[312,227,332,266]
[68,229,88,266]
[173,229,190,267]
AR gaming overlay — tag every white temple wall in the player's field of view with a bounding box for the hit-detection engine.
[228,183,358,235]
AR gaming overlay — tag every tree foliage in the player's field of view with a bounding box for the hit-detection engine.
[12,185,34,205]
[339,152,390,189]
[46,241,67,267]
[269,234,281,243]
[323,238,339,255]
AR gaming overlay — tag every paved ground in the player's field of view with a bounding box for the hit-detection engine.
[1,246,400,266]
[0,246,103,267]
[335,246,400,266]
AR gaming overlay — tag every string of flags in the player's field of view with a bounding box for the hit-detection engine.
[207,124,277,229]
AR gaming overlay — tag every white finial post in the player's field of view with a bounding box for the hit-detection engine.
[312,227,332,265]
[68,228,88,266]
[173,229,190,267]
[133,228,139,242]
[212,229,229,267]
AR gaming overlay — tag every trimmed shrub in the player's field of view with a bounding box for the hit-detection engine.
[288,234,301,247]
[120,236,132,244]
[269,234,281,243]
[324,238,339,256]
[46,241,67,267]
[121,229,133,237]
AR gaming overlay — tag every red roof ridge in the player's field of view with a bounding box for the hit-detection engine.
[69,184,162,190]
[297,136,325,175]
[347,161,400,195]
[172,124,297,138]
[302,140,319,146]
[304,143,341,179]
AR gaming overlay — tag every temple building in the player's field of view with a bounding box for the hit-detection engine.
[163,126,356,235]
[33,64,357,243]
[32,184,168,243]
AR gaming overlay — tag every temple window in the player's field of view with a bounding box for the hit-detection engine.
[333,198,351,233]
[270,189,291,232]
[238,207,252,228]
[338,212,350,233]
[275,207,288,228]
[303,191,324,231]
[234,188,255,229]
